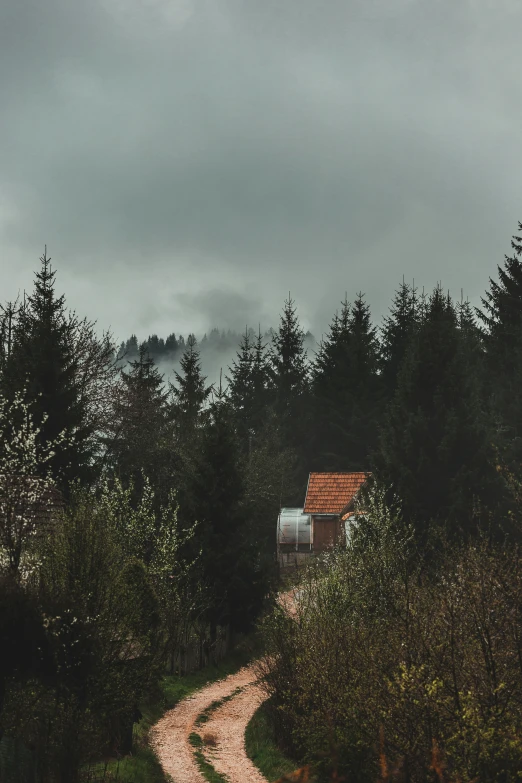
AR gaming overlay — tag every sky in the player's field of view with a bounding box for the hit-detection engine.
[1,0,522,349]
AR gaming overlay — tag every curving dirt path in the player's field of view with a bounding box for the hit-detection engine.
[152,591,298,783]
[151,663,268,783]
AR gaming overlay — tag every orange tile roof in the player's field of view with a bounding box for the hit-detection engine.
[303,472,369,515]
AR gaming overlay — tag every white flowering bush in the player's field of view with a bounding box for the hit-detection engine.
[0,391,68,575]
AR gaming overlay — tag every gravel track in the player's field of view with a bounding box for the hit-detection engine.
[203,676,267,782]
[151,664,268,783]
[152,591,298,783]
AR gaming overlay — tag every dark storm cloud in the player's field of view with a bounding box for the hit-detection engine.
[1,0,521,341]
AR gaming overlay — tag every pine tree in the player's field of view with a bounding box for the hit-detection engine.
[380,279,419,398]
[165,333,179,354]
[375,285,498,543]
[268,296,310,497]
[182,387,266,635]
[106,344,173,501]
[226,328,254,452]
[311,293,381,471]
[170,335,213,442]
[251,325,270,436]
[125,334,139,357]
[269,295,309,420]
[456,293,485,388]
[5,248,91,487]
[478,221,522,463]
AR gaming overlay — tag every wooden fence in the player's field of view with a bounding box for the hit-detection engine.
[166,623,231,676]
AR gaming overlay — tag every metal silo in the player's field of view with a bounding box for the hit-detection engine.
[277,508,312,552]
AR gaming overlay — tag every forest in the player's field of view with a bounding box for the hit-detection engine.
[2,220,522,782]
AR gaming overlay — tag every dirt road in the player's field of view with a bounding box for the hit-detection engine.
[152,591,298,783]
[151,663,268,783]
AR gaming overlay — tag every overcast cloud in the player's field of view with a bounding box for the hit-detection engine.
[1,0,521,344]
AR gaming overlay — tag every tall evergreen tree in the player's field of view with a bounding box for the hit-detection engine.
[311,293,381,471]
[269,295,309,421]
[180,387,265,636]
[380,279,419,398]
[226,325,271,455]
[105,344,173,501]
[375,285,498,543]
[5,249,91,487]
[250,325,271,435]
[170,335,213,442]
[268,296,310,498]
[226,327,254,454]
[165,333,179,354]
[478,220,522,464]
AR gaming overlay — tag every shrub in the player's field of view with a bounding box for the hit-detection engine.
[259,488,522,782]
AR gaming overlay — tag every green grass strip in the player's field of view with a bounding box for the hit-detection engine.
[189,731,229,783]
[245,698,299,782]
[195,687,244,727]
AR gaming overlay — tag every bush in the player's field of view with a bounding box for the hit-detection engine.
[258,488,522,782]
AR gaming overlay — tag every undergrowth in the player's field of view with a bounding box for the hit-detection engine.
[245,698,299,782]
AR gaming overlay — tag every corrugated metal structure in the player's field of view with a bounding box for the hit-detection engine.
[277,508,312,551]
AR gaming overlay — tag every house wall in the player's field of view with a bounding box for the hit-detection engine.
[312,515,343,551]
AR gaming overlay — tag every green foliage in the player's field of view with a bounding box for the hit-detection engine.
[180,395,270,634]
[245,698,298,782]
[106,344,175,503]
[479,221,522,468]
[226,325,271,454]
[0,389,65,575]
[260,490,522,782]
[170,334,213,442]
[375,285,500,541]
[380,279,419,398]
[268,295,311,502]
[311,293,381,471]
[3,248,93,487]
[269,294,310,419]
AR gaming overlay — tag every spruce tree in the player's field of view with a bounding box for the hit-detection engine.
[165,333,179,354]
[269,295,309,414]
[226,326,271,454]
[5,248,91,487]
[106,344,173,501]
[250,325,271,437]
[226,326,254,451]
[311,293,381,471]
[478,220,522,464]
[170,335,212,442]
[380,279,419,398]
[125,334,139,357]
[181,387,263,635]
[375,285,497,543]
[268,295,310,497]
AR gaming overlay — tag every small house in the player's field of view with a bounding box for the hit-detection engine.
[303,472,369,551]
[277,472,370,569]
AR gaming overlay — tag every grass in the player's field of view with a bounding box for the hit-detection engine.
[188,732,228,783]
[194,687,244,727]
[245,698,299,782]
[104,637,254,782]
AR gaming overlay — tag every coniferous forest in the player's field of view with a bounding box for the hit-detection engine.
[2,222,522,781]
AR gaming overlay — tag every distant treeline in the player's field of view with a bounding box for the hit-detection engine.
[117,326,317,363]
